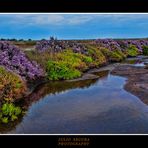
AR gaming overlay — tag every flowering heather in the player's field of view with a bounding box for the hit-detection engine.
[0,41,44,80]
[120,40,148,52]
[35,37,88,54]
[36,38,64,53]
[95,38,148,53]
[95,39,123,51]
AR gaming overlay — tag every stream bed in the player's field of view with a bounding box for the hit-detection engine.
[1,56,148,134]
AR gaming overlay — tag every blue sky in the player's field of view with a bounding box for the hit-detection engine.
[0,13,148,40]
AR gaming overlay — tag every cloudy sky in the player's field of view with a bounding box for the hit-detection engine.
[0,13,148,39]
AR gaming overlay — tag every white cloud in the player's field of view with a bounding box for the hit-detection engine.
[1,14,98,26]
[1,14,148,27]
[18,14,96,25]
[66,14,96,25]
[31,14,64,25]
[8,14,64,25]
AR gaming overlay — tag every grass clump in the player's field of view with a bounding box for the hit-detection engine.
[0,103,22,124]
[25,50,53,70]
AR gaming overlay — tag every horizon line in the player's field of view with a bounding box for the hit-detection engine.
[0,37,148,41]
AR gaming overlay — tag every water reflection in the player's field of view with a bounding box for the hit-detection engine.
[24,78,98,108]
[0,70,110,133]
[1,61,148,134]
[8,71,148,134]
[123,57,146,67]
[23,70,110,108]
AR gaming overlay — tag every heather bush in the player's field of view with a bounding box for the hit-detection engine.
[0,66,26,102]
[100,47,126,62]
[122,40,148,53]
[95,39,148,54]
[126,45,139,57]
[36,37,88,54]
[0,41,44,81]
[24,39,148,82]
[100,48,111,59]
[110,50,126,62]
[95,39,123,51]
[142,45,148,55]
[26,49,92,73]
[86,46,107,67]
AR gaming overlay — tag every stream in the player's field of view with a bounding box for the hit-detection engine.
[1,56,148,134]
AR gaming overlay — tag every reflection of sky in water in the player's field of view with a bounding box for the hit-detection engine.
[7,73,148,134]
[124,57,146,67]
[134,63,145,67]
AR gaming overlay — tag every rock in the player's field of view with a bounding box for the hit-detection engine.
[111,63,148,105]
[67,74,99,82]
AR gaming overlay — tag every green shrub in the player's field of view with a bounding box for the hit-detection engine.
[142,45,148,55]
[0,66,26,102]
[46,60,81,80]
[0,103,22,124]
[82,56,93,63]
[26,49,94,79]
[100,48,125,62]
[56,50,90,71]
[110,49,126,62]
[26,49,93,72]
[100,47,111,58]
[86,46,107,67]
[126,45,139,57]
